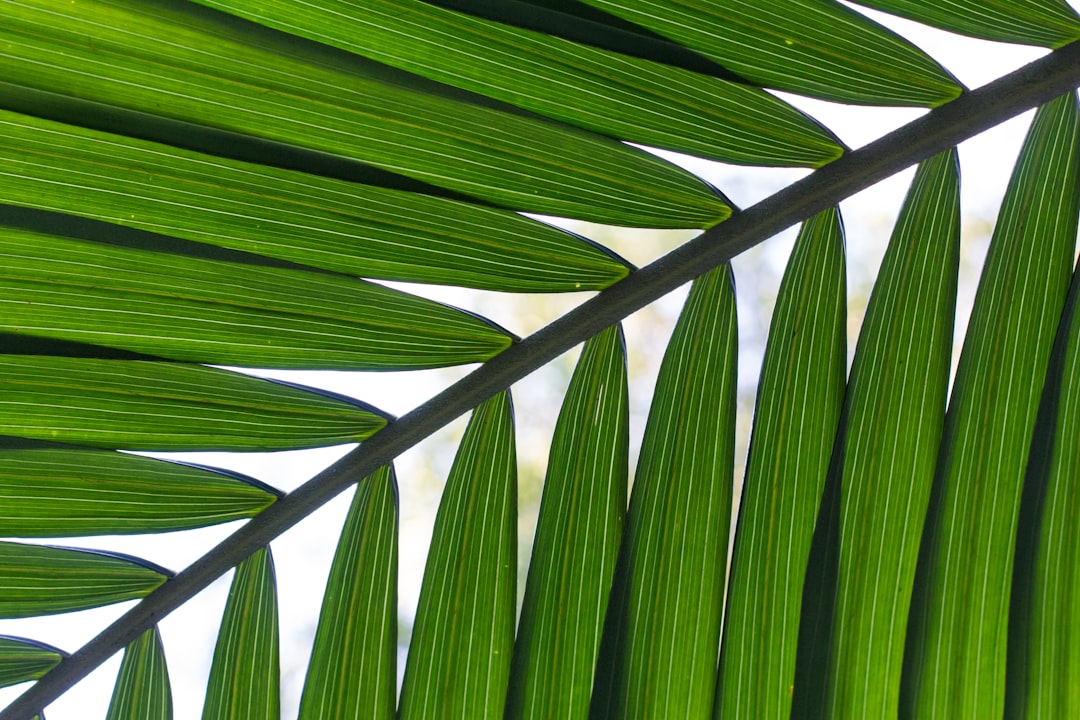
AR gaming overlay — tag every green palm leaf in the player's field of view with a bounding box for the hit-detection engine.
[202,547,279,720]
[105,628,171,720]
[816,149,960,718]
[506,325,628,720]
[0,110,630,292]
[0,638,64,689]
[0,0,730,228]
[559,0,963,105]
[0,356,386,451]
[0,543,169,618]
[192,0,842,167]
[592,265,737,718]
[902,91,1080,719]
[299,466,397,720]
[0,224,511,370]
[0,448,277,537]
[399,392,517,719]
[716,207,846,720]
[852,0,1080,48]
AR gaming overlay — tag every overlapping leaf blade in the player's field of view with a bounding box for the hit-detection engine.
[202,547,279,720]
[399,392,517,719]
[0,0,730,228]
[592,265,737,718]
[716,208,846,720]
[195,0,842,167]
[814,150,960,718]
[852,0,1080,48]
[505,325,627,720]
[902,92,1080,719]
[0,225,512,370]
[566,0,962,106]
[0,111,629,292]
[0,448,277,537]
[0,542,169,618]
[0,637,64,689]
[105,628,171,720]
[0,356,386,451]
[1007,260,1080,717]
[299,466,397,720]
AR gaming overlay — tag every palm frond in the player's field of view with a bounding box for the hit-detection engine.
[1,1,1079,718]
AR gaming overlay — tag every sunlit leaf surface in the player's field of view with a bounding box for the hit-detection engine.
[903,92,1080,719]
[0,225,512,370]
[197,0,843,167]
[0,637,64,689]
[567,0,962,105]
[593,265,737,718]
[399,392,517,719]
[0,111,630,292]
[506,325,628,720]
[0,356,386,451]
[818,150,960,718]
[299,466,397,720]
[105,628,171,720]
[0,449,277,537]
[717,208,846,720]
[0,0,730,228]
[202,548,279,720]
[0,542,169,619]
[852,0,1080,47]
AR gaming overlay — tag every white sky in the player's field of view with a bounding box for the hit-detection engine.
[1,4,1077,718]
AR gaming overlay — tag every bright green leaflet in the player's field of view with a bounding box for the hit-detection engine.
[0,356,385,452]
[0,110,629,293]
[570,0,961,106]
[0,448,277,537]
[819,150,960,718]
[716,207,846,720]
[852,0,1080,48]
[196,0,841,167]
[0,637,64,689]
[1007,262,1080,717]
[202,548,279,720]
[298,466,397,720]
[0,0,729,228]
[0,542,168,619]
[105,628,172,720]
[902,92,1080,719]
[592,265,737,718]
[506,325,628,720]
[0,226,512,370]
[399,392,516,719]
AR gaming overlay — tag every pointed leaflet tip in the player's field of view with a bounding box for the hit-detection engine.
[400,392,517,719]
[202,547,280,720]
[106,628,172,720]
[568,0,964,106]
[717,207,846,720]
[593,265,737,718]
[507,325,628,719]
